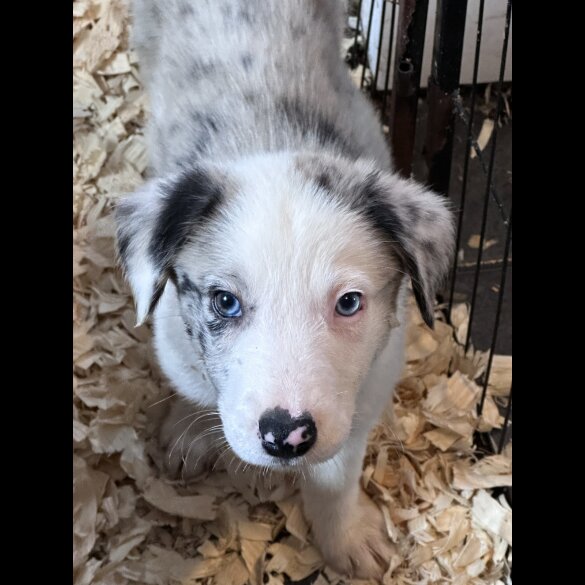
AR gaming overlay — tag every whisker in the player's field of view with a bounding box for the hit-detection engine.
[173,409,219,429]
[148,391,179,409]
[211,443,232,472]
[183,426,224,464]
[168,415,204,462]
[225,453,238,473]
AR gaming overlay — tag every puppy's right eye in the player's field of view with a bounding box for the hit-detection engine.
[213,291,242,318]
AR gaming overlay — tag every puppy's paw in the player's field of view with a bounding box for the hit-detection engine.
[311,490,396,581]
[158,399,224,480]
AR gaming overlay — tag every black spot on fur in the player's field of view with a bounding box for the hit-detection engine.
[187,113,221,156]
[278,98,357,158]
[149,169,223,271]
[178,1,193,16]
[405,202,422,225]
[168,267,179,287]
[350,174,435,328]
[356,174,406,239]
[192,139,208,156]
[241,54,254,71]
[185,323,193,338]
[206,116,218,133]
[149,4,161,22]
[117,232,131,265]
[238,6,254,24]
[421,239,441,263]
[243,92,257,104]
[114,204,134,266]
[221,5,233,19]
[194,113,218,133]
[190,60,217,80]
[198,330,208,355]
[178,274,202,300]
[206,318,229,337]
[315,172,331,191]
[291,25,307,40]
[147,277,168,317]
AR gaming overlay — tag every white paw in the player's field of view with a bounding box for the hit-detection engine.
[311,491,396,581]
[158,398,225,479]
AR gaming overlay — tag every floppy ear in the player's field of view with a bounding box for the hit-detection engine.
[115,169,224,325]
[354,172,455,328]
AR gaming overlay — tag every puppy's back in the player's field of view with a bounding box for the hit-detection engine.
[132,0,391,174]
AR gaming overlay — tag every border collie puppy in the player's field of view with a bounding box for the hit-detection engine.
[116,1,454,578]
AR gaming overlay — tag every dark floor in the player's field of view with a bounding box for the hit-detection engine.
[411,91,512,356]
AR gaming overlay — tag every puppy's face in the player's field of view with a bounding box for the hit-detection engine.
[116,153,454,469]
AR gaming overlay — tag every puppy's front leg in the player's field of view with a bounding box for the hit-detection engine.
[301,433,395,580]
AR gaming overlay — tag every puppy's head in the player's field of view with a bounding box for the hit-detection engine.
[116,153,454,468]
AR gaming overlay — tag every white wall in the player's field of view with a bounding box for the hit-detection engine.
[360,0,512,90]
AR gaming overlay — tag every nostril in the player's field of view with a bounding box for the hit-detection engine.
[258,407,317,458]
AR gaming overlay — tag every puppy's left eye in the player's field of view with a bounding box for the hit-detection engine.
[213,291,242,318]
[335,292,363,316]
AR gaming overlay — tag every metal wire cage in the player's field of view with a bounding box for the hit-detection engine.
[347,0,512,500]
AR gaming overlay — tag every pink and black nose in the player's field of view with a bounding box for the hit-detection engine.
[258,407,317,458]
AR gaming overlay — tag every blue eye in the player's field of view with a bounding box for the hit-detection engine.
[335,292,362,316]
[213,291,242,318]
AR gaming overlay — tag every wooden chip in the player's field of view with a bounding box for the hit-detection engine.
[278,499,311,543]
[108,516,151,562]
[470,118,495,159]
[143,478,217,521]
[453,455,512,490]
[238,520,275,541]
[213,553,250,585]
[265,542,323,581]
[488,355,512,396]
[424,428,461,451]
[468,235,498,250]
[472,490,512,545]
[241,538,267,578]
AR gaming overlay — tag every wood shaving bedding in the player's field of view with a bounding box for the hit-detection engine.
[73,2,512,583]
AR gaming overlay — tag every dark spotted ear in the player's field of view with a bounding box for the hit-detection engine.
[354,172,455,328]
[115,169,224,325]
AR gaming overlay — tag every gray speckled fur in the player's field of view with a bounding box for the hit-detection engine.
[132,0,392,174]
